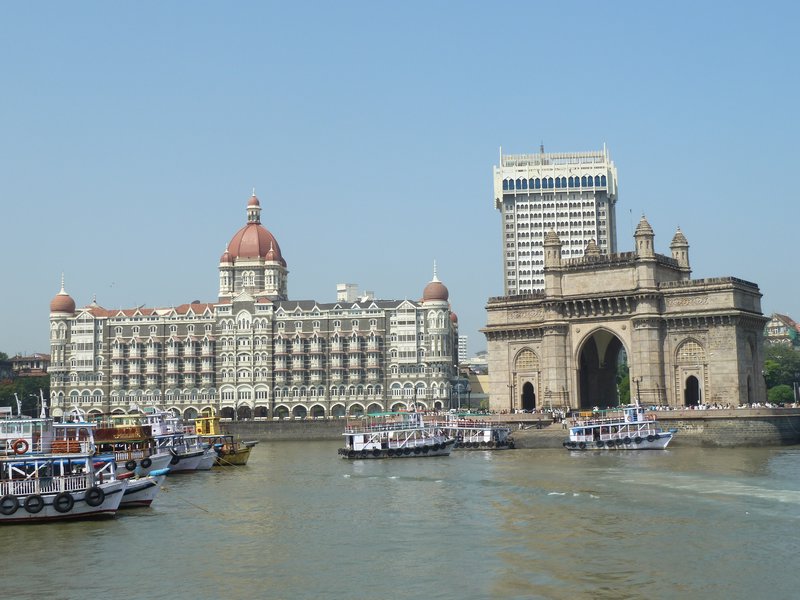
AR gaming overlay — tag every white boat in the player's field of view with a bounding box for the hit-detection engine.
[564,403,676,450]
[0,409,126,523]
[439,414,515,450]
[338,411,455,459]
[93,459,169,508]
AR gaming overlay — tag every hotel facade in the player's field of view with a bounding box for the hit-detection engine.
[48,194,459,419]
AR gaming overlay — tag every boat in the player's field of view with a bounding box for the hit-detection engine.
[93,459,169,508]
[193,415,258,466]
[439,414,515,450]
[0,408,126,523]
[338,411,455,459]
[93,413,173,475]
[563,403,676,450]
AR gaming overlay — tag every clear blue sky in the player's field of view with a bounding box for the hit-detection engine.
[1,1,798,357]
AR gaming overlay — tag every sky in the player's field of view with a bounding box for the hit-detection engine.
[1,1,798,358]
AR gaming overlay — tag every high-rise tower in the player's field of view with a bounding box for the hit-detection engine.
[493,146,618,295]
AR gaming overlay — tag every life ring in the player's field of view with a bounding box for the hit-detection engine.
[422,446,430,453]
[141,457,152,469]
[11,439,29,455]
[634,437,643,445]
[488,441,496,448]
[0,494,19,516]
[596,440,604,448]
[403,448,411,455]
[647,435,655,443]
[125,459,137,471]
[53,492,74,514]
[607,442,616,450]
[85,486,105,507]
[24,494,44,514]
[623,437,632,445]
[373,449,381,457]
[413,447,421,454]
[578,442,586,450]
[387,449,395,456]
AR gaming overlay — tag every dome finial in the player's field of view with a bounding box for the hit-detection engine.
[60,272,65,293]
[432,260,439,282]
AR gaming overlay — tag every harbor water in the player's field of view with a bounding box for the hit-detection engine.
[3,442,800,600]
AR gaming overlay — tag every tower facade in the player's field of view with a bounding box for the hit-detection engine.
[493,147,619,295]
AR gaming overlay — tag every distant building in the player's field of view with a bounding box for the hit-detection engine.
[458,336,468,364]
[764,314,800,347]
[493,146,618,295]
[11,353,50,377]
[49,194,459,419]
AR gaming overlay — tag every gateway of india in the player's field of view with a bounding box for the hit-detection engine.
[48,194,458,419]
[484,149,768,411]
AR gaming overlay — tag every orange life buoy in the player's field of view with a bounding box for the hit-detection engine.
[12,439,29,455]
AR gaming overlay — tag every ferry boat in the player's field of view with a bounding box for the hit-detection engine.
[93,459,169,508]
[0,408,126,523]
[338,411,455,459]
[93,413,172,475]
[563,403,676,450]
[193,415,257,466]
[439,414,515,450]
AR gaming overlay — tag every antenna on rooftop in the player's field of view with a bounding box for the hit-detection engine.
[540,142,545,154]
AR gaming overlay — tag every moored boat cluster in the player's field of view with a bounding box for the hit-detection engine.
[337,410,514,459]
[0,406,257,524]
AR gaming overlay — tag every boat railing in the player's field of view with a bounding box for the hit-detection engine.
[570,422,658,442]
[0,473,92,496]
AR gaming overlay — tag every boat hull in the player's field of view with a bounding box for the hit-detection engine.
[119,472,168,508]
[0,480,126,524]
[563,431,675,450]
[215,446,251,466]
[167,449,205,473]
[338,438,456,459]
[454,438,515,450]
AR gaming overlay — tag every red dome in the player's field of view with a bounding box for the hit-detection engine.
[450,312,458,323]
[248,194,260,207]
[220,249,233,264]
[423,280,449,302]
[227,223,285,262]
[50,290,76,314]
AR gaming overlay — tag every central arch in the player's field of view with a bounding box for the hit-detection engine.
[521,382,536,411]
[578,329,627,409]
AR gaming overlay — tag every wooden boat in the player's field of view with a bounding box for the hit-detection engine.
[93,414,172,475]
[193,415,257,466]
[0,409,126,523]
[338,411,455,459]
[438,414,515,450]
[563,402,676,450]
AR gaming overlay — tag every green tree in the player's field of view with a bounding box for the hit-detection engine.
[768,384,795,404]
[0,376,49,416]
[0,351,8,361]
[763,345,800,393]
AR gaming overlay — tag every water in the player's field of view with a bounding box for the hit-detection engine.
[3,443,800,600]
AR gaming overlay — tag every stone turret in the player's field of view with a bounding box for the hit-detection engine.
[543,229,563,297]
[670,227,691,278]
[634,215,656,288]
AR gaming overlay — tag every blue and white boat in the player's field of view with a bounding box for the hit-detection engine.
[563,402,676,450]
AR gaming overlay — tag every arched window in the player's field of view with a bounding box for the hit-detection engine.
[535,178,541,189]
[521,178,527,189]
[568,176,574,187]
[581,175,587,186]
[595,175,601,186]
[503,179,509,191]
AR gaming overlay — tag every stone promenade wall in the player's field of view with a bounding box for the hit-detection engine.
[224,410,800,447]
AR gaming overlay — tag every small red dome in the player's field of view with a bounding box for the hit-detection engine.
[450,312,458,323]
[248,194,260,207]
[50,290,76,314]
[220,249,233,264]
